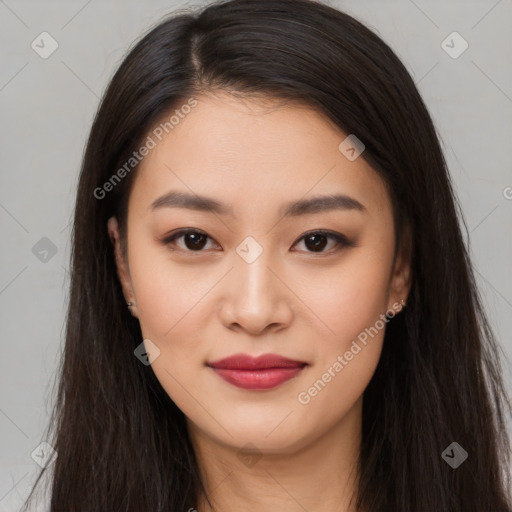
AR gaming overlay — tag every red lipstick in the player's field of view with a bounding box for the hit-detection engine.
[207,353,307,390]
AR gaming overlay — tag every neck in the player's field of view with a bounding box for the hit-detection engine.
[188,398,362,512]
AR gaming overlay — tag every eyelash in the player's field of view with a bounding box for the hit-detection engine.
[161,228,355,255]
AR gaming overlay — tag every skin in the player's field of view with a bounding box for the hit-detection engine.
[108,91,411,512]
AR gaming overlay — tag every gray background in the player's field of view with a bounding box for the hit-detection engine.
[1,0,511,510]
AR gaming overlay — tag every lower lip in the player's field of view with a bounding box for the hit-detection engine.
[210,366,306,390]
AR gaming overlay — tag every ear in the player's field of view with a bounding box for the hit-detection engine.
[387,222,412,314]
[107,216,138,318]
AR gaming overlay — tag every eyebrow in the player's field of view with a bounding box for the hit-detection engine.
[150,190,367,217]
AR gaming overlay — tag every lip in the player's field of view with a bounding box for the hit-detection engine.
[207,353,307,390]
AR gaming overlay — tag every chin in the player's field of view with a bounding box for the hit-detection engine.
[194,412,317,455]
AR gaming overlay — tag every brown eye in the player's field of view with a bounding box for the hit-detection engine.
[182,232,208,250]
[304,233,329,251]
[292,230,353,254]
[162,229,218,252]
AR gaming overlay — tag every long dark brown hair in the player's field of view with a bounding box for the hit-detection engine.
[23,0,512,510]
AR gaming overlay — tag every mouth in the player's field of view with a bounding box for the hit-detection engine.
[206,353,308,390]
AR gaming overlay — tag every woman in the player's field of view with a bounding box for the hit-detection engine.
[23,0,512,510]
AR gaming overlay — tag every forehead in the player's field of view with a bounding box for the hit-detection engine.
[130,92,392,219]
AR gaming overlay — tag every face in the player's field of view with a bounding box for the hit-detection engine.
[108,91,411,455]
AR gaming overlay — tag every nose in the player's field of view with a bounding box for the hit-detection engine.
[218,250,294,336]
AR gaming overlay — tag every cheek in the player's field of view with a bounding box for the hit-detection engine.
[293,259,391,429]
[128,243,214,341]
[294,336,383,442]
[292,249,392,410]
[298,251,393,346]
[128,247,213,414]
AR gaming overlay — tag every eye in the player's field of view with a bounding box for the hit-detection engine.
[291,230,354,254]
[161,228,354,254]
[162,229,220,252]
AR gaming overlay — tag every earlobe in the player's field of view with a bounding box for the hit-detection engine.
[388,259,412,314]
[388,225,413,312]
[107,216,139,318]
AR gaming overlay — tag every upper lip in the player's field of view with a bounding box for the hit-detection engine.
[207,353,307,370]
